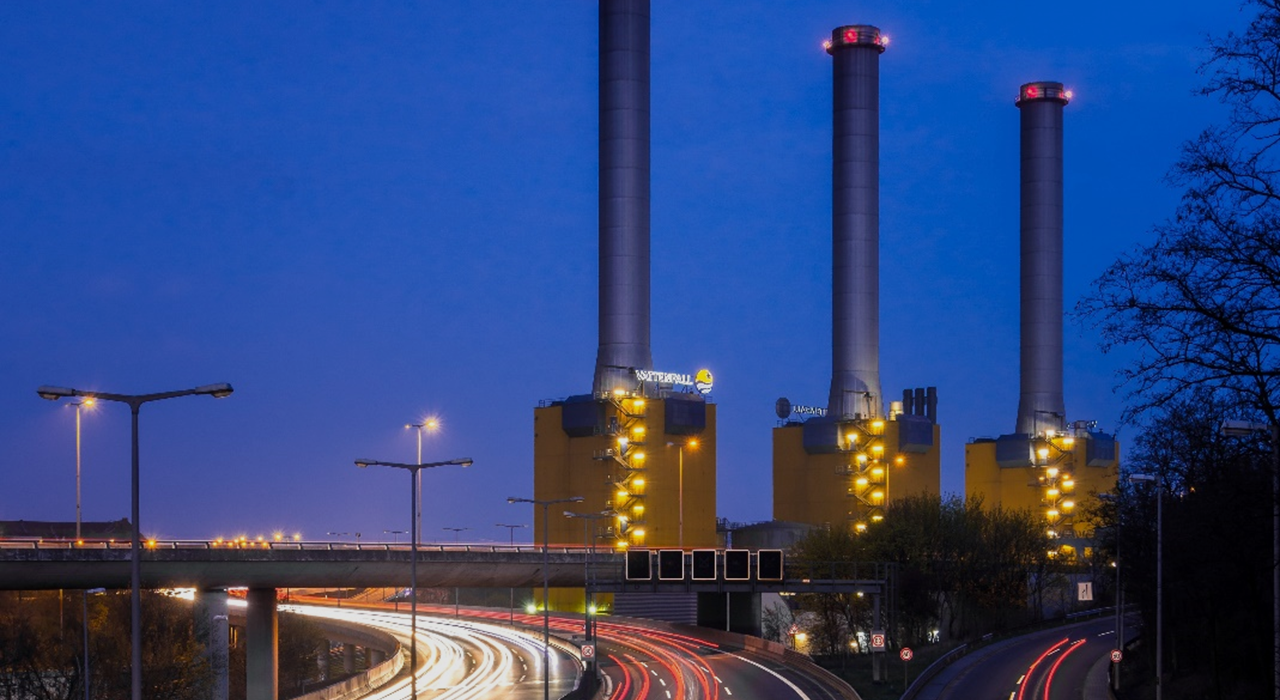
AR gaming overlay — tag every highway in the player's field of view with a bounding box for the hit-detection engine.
[290,604,581,700]
[923,616,1129,700]
[289,601,852,700]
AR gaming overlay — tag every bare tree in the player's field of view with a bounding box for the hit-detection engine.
[1078,0,1280,425]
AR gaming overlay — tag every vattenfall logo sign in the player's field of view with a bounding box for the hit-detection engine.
[634,368,714,395]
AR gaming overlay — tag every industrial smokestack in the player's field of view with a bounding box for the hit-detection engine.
[826,25,887,420]
[593,0,653,395]
[1014,81,1070,436]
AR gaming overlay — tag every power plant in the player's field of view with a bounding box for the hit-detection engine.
[964,82,1118,554]
[772,25,942,531]
[534,8,1116,601]
[532,0,717,587]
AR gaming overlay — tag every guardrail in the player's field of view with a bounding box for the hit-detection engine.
[0,539,595,553]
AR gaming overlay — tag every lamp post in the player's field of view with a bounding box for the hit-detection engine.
[1130,473,1163,700]
[564,510,610,646]
[496,524,527,624]
[356,457,473,700]
[383,529,406,544]
[1098,491,1124,691]
[666,439,698,548]
[37,382,233,700]
[67,398,96,539]
[508,495,583,700]
[1222,419,1279,700]
[405,418,440,543]
[67,397,95,700]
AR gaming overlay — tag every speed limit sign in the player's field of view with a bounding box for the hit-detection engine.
[581,643,596,660]
[1110,649,1123,663]
[900,647,913,662]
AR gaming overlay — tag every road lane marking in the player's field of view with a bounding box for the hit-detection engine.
[723,652,813,700]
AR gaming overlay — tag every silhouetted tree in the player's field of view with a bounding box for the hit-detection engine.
[1095,394,1271,699]
[1078,0,1280,427]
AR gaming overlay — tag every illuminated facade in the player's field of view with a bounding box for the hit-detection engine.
[965,426,1118,549]
[773,392,940,530]
[534,388,717,551]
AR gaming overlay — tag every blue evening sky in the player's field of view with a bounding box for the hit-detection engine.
[1,1,1242,542]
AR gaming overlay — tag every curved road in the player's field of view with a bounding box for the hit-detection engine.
[924,616,1132,700]
[293,601,851,700]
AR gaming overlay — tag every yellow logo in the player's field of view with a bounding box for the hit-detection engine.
[695,369,714,395]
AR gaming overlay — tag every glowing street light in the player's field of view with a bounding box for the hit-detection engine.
[357,456,473,700]
[666,438,699,548]
[406,417,441,543]
[37,382,233,700]
[508,495,583,700]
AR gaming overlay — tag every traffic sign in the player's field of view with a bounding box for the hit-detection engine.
[1077,581,1094,601]
[1110,649,1123,663]
[870,631,886,651]
[900,647,913,662]
[581,643,596,660]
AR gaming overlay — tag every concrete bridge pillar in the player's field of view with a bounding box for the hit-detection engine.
[194,589,230,700]
[343,643,356,674]
[247,588,278,700]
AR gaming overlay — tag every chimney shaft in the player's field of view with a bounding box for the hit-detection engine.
[826,25,886,420]
[594,0,653,395]
[1014,81,1070,435]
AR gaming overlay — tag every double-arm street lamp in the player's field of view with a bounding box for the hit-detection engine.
[38,382,234,700]
[1222,419,1280,700]
[357,457,473,700]
[564,510,611,648]
[1130,473,1163,700]
[508,495,583,700]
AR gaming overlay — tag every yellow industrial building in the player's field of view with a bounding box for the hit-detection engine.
[773,391,941,531]
[533,386,717,612]
[965,427,1118,548]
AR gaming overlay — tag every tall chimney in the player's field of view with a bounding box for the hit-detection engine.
[826,25,887,420]
[1014,81,1070,436]
[593,0,652,395]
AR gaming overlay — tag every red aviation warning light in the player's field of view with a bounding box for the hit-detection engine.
[1016,81,1072,106]
[827,25,888,54]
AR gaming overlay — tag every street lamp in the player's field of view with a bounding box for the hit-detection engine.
[496,524,527,624]
[1223,419,1280,700]
[666,439,698,548]
[67,398,96,539]
[405,418,441,543]
[564,510,611,648]
[1130,473,1163,700]
[66,397,96,700]
[1098,491,1125,692]
[357,456,473,700]
[37,382,233,700]
[508,495,583,700]
[383,529,407,543]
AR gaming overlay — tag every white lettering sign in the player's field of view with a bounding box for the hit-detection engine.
[793,405,827,416]
[635,369,694,386]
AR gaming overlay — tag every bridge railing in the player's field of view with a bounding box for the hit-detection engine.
[0,538,597,554]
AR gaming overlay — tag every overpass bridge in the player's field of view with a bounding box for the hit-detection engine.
[0,539,890,700]
[0,539,891,595]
